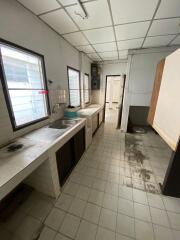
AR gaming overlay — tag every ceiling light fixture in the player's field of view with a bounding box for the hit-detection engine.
[74,0,88,19]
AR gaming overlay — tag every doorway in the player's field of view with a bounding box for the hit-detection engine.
[104,75,125,128]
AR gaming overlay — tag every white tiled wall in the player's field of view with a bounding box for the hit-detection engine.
[0,0,91,147]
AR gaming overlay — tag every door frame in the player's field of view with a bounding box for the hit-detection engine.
[103,74,125,126]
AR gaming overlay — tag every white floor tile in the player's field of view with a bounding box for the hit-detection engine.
[163,197,180,213]
[76,185,91,201]
[68,198,86,217]
[55,193,74,211]
[59,214,80,239]
[103,193,118,212]
[134,203,151,222]
[118,186,133,201]
[105,182,119,196]
[38,227,56,240]
[99,208,117,231]
[76,220,97,240]
[150,207,170,227]
[118,198,134,217]
[147,193,164,209]
[28,198,53,222]
[81,175,94,187]
[3,209,26,233]
[96,227,116,240]
[172,229,180,240]
[83,203,101,224]
[45,208,65,231]
[88,189,104,206]
[116,233,134,240]
[133,189,148,205]
[54,233,71,240]
[14,215,42,240]
[153,224,173,240]
[63,182,79,196]
[0,228,12,240]
[116,214,135,238]
[135,219,154,240]
[108,173,119,183]
[167,211,180,230]
[93,179,107,191]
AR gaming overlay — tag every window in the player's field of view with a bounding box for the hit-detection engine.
[0,41,50,130]
[84,73,90,104]
[67,67,80,107]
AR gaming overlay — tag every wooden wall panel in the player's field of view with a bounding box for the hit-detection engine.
[153,49,180,151]
[147,59,165,125]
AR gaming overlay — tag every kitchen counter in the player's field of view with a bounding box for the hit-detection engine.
[0,118,86,200]
[78,104,104,117]
[77,104,104,149]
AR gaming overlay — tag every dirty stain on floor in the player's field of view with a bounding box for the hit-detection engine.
[123,132,171,193]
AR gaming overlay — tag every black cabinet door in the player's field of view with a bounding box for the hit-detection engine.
[73,127,85,164]
[56,139,74,186]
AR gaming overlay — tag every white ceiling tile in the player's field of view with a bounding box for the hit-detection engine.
[110,0,158,24]
[40,9,78,34]
[117,38,144,50]
[99,51,118,58]
[66,0,112,30]
[87,53,101,60]
[170,35,180,45]
[143,35,177,48]
[119,50,128,55]
[102,56,118,61]
[76,45,95,53]
[148,19,180,36]
[156,0,180,19]
[115,22,150,41]
[59,0,87,7]
[119,50,128,59]
[93,42,117,52]
[63,32,89,46]
[83,27,115,44]
[58,0,76,6]
[18,0,60,15]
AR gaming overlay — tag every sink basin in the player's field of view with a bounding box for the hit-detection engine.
[49,119,80,129]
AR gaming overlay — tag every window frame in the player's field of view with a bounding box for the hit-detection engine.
[84,73,90,104]
[67,66,81,107]
[0,38,50,131]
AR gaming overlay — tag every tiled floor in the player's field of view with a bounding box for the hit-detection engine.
[1,108,180,240]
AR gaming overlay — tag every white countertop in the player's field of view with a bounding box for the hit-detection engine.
[0,118,86,200]
[78,104,104,117]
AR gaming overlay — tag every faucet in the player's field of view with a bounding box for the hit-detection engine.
[52,103,62,114]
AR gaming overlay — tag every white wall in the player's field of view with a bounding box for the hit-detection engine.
[128,48,178,106]
[99,61,127,104]
[121,46,178,132]
[79,52,91,107]
[0,0,91,146]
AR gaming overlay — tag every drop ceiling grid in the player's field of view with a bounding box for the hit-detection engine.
[16,0,180,61]
[106,0,119,60]
[55,0,104,61]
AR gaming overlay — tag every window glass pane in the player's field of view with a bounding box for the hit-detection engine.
[69,90,80,107]
[68,67,80,107]
[1,45,44,89]
[9,90,48,126]
[0,43,49,129]
[84,90,90,103]
[68,68,80,89]
[84,74,89,90]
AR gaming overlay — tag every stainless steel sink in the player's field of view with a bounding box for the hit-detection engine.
[49,118,80,129]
